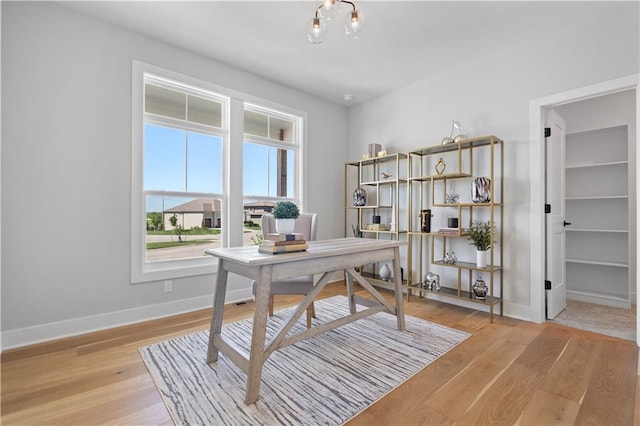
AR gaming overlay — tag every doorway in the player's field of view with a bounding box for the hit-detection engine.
[529,74,640,345]
[547,91,636,340]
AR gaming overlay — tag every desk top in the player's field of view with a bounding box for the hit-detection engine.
[205,237,404,266]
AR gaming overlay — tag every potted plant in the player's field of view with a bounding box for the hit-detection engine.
[467,221,493,267]
[272,201,300,234]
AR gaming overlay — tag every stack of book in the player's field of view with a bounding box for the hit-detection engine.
[437,227,460,236]
[365,223,391,231]
[259,233,308,254]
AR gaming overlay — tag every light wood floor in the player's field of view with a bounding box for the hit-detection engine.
[2,282,639,425]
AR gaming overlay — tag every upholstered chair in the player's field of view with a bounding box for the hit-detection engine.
[252,212,318,328]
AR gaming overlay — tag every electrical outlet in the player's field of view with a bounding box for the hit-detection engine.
[164,280,172,293]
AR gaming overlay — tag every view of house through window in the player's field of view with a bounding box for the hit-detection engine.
[141,74,303,269]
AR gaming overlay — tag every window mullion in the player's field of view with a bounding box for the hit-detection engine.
[145,114,226,137]
[244,134,296,149]
[184,132,188,192]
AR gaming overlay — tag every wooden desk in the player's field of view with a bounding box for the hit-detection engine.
[205,237,406,404]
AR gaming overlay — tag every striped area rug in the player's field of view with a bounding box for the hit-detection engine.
[139,295,469,425]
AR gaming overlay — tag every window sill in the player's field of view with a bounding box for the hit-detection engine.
[132,256,218,284]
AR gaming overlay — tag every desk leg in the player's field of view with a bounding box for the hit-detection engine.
[245,264,272,404]
[207,259,228,363]
[392,247,406,331]
[345,268,356,314]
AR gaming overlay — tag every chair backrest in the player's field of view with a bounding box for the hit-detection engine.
[261,213,318,241]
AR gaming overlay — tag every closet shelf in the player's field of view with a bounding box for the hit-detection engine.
[566,195,628,201]
[566,228,628,233]
[566,258,628,268]
[565,160,628,170]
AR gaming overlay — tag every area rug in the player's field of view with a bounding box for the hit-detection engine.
[551,299,636,341]
[139,295,469,425]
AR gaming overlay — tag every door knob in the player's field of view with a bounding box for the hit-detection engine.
[563,221,572,227]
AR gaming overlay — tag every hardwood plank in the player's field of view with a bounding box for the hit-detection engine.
[455,325,573,425]
[573,338,637,425]
[517,389,580,425]
[541,331,603,402]
[2,349,149,415]
[423,337,527,421]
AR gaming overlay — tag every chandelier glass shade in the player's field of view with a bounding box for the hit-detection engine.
[307,0,363,43]
[344,9,364,38]
[318,0,340,20]
[307,17,328,44]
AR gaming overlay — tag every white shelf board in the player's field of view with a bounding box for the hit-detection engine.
[566,258,628,268]
[565,195,628,201]
[565,160,628,170]
[566,228,628,233]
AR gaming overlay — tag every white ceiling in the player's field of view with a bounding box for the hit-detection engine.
[60,1,618,106]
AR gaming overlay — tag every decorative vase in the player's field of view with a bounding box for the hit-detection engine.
[353,188,367,206]
[476,250,488,268]
[275,218,295,235]
[471,177,491,203]
[472,276,488,300]
[379,263,392,281]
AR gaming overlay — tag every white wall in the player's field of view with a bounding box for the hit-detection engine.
[346,3,639,320]
[1,2,347,349]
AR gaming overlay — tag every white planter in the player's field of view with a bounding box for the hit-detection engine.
[275,218,296,235]
[476,250,488,268]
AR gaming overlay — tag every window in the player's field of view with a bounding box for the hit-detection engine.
[243,105,302,246]
[132,61,306,282]
[132,64,228,282]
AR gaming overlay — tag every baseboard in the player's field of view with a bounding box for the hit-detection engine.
[566,290,631,309]
[1,286,254,351]
[503,301,532,322]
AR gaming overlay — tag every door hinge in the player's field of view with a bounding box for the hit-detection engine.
[545,204,551,214]
[544,127,551,137]
[545,280,552,290]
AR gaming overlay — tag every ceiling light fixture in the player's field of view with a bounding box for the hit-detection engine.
[307,0,364,44]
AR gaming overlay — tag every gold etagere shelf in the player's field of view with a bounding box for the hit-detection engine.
[344,152,408,291]
[406,135,504,322]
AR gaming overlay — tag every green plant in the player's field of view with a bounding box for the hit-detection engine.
[147,212,163,230]
[466,221,493,251]
[168,214,187,241]
[272,201,300,219]
[173,224,186,241]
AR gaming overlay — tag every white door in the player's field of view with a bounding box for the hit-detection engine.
[545,109,567,319]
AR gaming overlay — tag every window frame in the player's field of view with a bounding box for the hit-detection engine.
[243,102,303,205]
[132,62,229,283]
[131,60,308,283]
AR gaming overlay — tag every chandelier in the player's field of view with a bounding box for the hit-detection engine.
[307,0,364,44]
